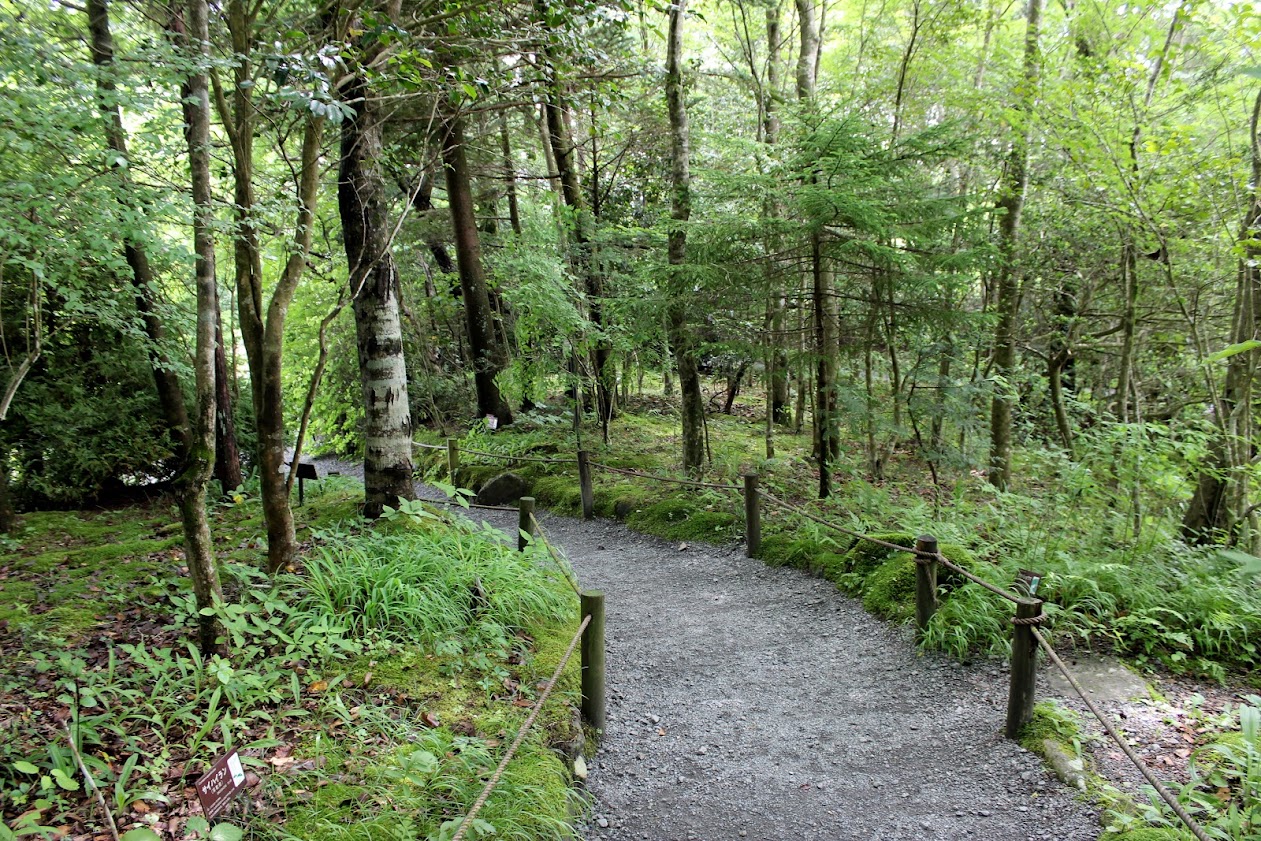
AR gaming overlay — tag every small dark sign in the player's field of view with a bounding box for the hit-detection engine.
[194,750,246,820]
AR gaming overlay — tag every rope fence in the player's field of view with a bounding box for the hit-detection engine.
[448,614,592,841]
[424,435,1212,841]
[1034,629,1212,841]
[587,461,743,491]
[528,511,582,597]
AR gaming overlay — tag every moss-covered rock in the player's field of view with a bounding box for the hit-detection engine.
[843,532,917,575]
[861,553,917,621]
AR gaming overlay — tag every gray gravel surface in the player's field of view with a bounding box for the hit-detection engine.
[316,459,1101,841]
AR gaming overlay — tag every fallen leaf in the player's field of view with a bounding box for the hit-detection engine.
[362,672,372,688]
[421,711,440,728]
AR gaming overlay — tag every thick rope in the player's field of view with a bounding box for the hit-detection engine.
[760,491,921,555]
[1032,629,1213,841]
[528,512,582,596]
[449,614,592,841]
[458,447,571,465]
[760,491,1024,604]
[421,496,520,514]
[932,552,1023,605]
[588,461,742,491]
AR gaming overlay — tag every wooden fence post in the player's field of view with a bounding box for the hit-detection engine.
[446,437,459,484]
[577,450,594,520]
[580,590,606,735]
[914,535,939,634]
[744,473,761,558]
[1005,597,1043,739]
[517,497,535,551]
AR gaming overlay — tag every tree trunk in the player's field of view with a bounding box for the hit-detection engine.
[500,112,522,236]
[536,0,614,431]
[987,0,1042,491]
[1182,90,1261,544]
[214,0,322,574]
[176,0,224,654]
[213,289,243,494]
[796,0,836,498]
[340,64,415,519]
[95,0,222,652]
[665,0,705,473]
[765,3,790,426]
[441,109,514,425]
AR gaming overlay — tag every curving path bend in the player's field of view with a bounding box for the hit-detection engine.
[323,462,1101,841]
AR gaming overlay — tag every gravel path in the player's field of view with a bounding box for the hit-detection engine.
[317,459,1101,841]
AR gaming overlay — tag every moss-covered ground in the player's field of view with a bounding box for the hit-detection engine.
[0,479,585,841]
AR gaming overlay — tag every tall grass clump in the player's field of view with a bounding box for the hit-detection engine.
[297,522,572,647]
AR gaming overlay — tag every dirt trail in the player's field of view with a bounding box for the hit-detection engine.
[321,462,1101,840]
[451,512,1098,839]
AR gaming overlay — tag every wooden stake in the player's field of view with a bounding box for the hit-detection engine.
[518,496,535,551]
[914,534,939,634]
[580,590,606,734]
[744,473,761,558]
[577,450,594,520]
[447,437,459,484]
[1005,598,1042,739]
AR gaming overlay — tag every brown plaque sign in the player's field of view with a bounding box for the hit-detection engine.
[194,750,246,820]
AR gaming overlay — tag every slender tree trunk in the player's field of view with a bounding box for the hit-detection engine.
[536,4,613,433]
[796,0,836,498]
[340,61,415,518]
[176,0,224,654]
[1183,90,1261,544]
[214,0,322,574]
[96,0,222,651]
[500,112,522,236]
[1114,239,1139,422]
[441,109,514,425]
[987,0,1042,491]
[665,0,705,473]
[213,290,243,494]
[765,3,790,426]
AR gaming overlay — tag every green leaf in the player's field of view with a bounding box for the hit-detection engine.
[119,830,161,841]
[50,768,79,791]
[1206,339,1261,362]
[1219,548,1261,576]
[12,761,38,775]
[209,824,244,841]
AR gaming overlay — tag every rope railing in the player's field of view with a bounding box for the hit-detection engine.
[587,461,743,491]
[932,552,1023,605]
[529,512,582,597]
[759,486,1208,840]
[1034,628,1212,841]
[459,447,572,465]
[448,614,592,841]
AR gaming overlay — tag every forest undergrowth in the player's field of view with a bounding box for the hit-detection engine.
[0,477,585,841]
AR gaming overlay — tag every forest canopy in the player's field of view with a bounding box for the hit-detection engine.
[3,0,1261,557]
